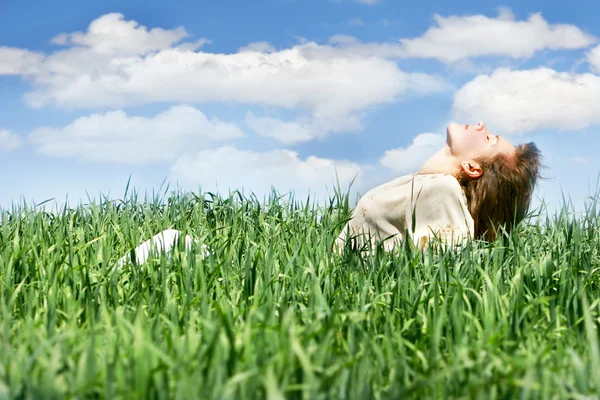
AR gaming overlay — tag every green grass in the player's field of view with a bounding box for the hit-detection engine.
[2,188,600,399]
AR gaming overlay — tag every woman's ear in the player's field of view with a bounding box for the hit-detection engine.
[461,160,483,178]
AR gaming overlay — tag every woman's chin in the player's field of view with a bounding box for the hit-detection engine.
[446,122,463,133]
[445,126,454,147]
[446,122,465,148]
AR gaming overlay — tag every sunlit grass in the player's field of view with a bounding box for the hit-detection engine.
[2,187,600,399]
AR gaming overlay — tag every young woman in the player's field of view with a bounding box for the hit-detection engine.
[118,121,541,265]
[335,121,542,252]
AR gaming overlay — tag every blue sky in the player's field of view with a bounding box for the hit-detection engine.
[2,0,600,214]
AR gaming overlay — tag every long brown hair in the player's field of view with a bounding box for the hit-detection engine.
[456,142,542,241]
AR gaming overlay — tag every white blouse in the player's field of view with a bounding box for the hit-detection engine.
[335,173,475,252]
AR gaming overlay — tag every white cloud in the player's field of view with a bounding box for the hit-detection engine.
[9,11,589,147]
[4,13,445,145]
[245,114,319,144]
[398,9,596,62]
[0,47,44,75]
[29,106,245,164]
[327,35,361,46]
[238,41,276,53]
[587,45,600,72]
[23,39,439,113]
[169,146,367,200]
[244,111,363,145]
[0,129,24,152]
[316,9,595,62]
[453,67,600,134]
[49,13,189,56]
[379,133,445,174]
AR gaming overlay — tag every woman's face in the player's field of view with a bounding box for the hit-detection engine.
[446,121,515,161]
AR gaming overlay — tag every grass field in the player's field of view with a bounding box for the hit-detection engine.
[1,188,600,399]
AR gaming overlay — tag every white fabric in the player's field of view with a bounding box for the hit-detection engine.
[117,229,207,267]
[335,173,475,252]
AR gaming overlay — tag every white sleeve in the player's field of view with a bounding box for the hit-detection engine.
[116,229,203,267]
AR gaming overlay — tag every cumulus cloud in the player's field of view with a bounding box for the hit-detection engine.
[453,68,600,134]
[587,45,600,72]
[0,47,44,75]
[328,35,361,46]
[379,133,445,174]
[397,9,595,62]
[29,106,245,164]
[49,13,189,56]
[5,10,590,147]
[1,12,446,146]
[244,111,364,145]
[245,114,320,144]
[22,40,440,114]
[315,9,595,62]
[0,129,24,152]
[169,146,367,200]
[238,41,276,53]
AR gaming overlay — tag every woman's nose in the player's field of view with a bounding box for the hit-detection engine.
[476,121,486,131]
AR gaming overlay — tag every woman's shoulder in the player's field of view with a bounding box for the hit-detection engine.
[371,173,457,189]
[358,173,464,210]
[408,173,463,198]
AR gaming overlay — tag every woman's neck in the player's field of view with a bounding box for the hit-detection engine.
[417,146,461,176]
